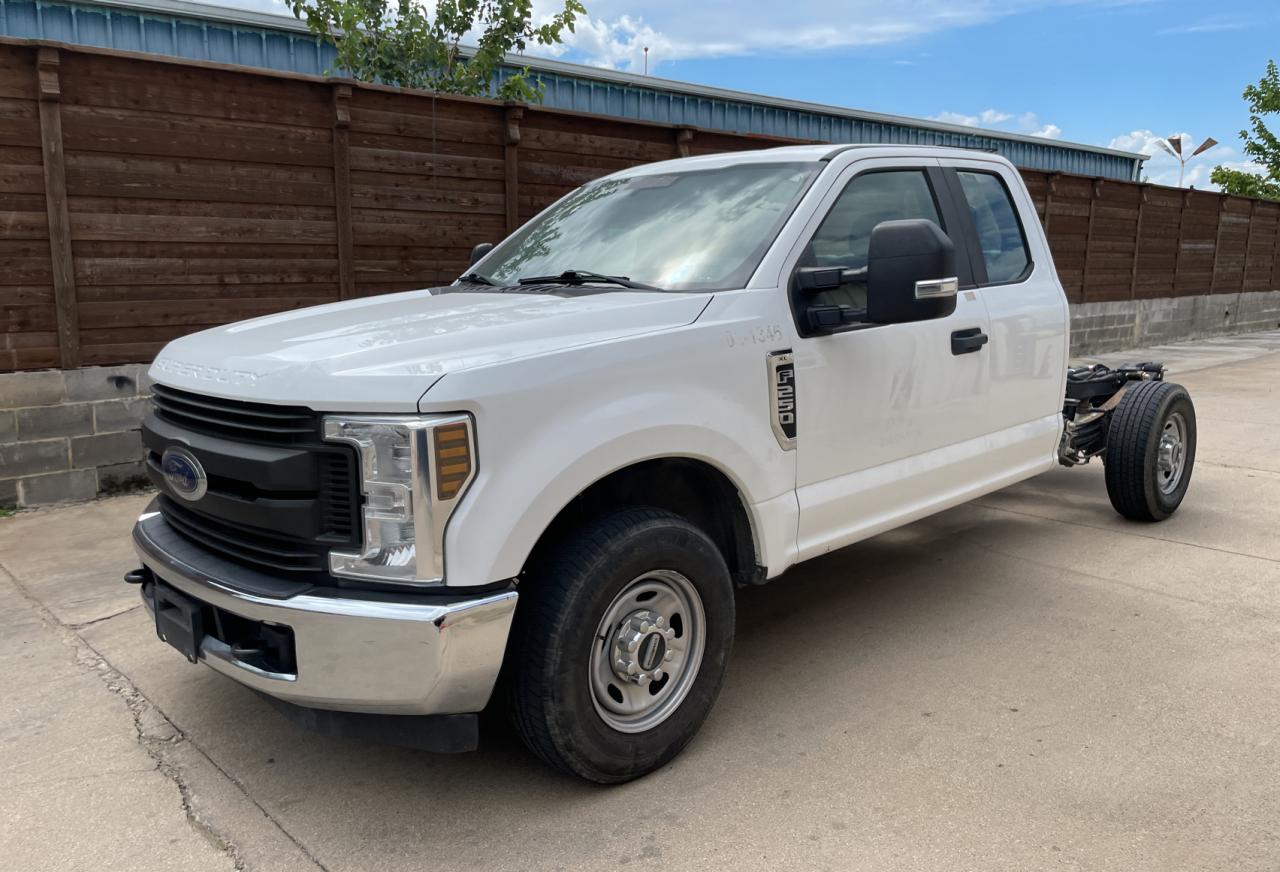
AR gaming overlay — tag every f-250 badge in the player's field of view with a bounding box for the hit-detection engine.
[767,350,796,450]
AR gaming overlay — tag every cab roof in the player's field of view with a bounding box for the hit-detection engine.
[612,144,1013,178]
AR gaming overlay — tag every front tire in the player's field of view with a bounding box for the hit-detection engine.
[507,508,735,783]
[1104,380,1196,521]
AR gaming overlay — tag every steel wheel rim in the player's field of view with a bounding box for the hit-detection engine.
[1156,410,1188,494]
[588,569,706,734]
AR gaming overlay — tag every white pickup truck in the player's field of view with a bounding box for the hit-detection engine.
[127,144,1196,782]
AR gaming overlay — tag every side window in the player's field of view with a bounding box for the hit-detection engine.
[801,170,941,309]
[956,171,1030,284]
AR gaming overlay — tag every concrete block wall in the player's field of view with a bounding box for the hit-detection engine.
[0,365,151,508]
[1070,290,1280,356]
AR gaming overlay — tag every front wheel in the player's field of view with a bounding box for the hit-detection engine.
[1104,380,1196,521]
[507,508,735,783]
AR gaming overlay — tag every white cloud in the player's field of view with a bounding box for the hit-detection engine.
[1014,112,1061,139]
[1108,129,1263,189]
[522,0,1143,73]
[931,110,982,126]
[219,0,1172,79]
[929,108,1062,139]
[1108,129,1174,154]
[544,14,678,71]
[1158,15,1251,35]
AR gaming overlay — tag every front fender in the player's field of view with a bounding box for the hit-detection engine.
[421,307,798,588]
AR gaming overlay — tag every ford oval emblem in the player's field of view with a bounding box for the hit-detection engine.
[161,446,207,502]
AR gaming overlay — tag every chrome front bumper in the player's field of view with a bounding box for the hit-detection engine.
[132,503,517,716]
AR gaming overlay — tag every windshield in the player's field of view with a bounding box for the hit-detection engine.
[471,161,821,291]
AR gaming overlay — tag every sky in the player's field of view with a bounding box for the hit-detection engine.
[220,0,1278,189]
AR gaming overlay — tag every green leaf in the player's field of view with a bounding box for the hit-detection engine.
[285,0,583,101]
[1212,59,1280,200]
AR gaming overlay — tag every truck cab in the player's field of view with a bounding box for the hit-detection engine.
[130,145,1195,782]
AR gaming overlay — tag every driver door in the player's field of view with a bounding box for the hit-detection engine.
[789,159,995,560]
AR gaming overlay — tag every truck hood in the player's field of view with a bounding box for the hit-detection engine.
[149,288,712,411]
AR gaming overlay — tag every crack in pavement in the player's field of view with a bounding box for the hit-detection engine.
[0,561,330,872]
[972,501,1280,566]
[4,767,161,790]
[1193,460,1280,476]
[965,536,1221,612]
[70,603,143,629]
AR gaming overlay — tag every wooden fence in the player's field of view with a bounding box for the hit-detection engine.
[3,38,1280,372]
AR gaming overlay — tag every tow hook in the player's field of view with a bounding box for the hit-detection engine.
[124,567,152,586]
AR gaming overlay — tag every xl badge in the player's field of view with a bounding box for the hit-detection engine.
[767,350,797,450]
[161,446,208,502]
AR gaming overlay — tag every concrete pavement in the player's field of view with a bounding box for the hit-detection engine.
[2,331,1278,871]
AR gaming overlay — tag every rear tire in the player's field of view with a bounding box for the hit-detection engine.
[1104,380,1196,521]
[507,508,735,783]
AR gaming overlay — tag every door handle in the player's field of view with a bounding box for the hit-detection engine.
[951,328,989,355]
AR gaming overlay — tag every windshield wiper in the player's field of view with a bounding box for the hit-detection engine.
[516,270,660,290]
[457,272,495,286]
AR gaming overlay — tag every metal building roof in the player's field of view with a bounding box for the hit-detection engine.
[0,0,1147,180]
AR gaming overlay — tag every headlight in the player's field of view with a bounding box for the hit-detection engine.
[322,414,476,586]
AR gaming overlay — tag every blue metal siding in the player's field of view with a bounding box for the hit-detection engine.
[521,67,1139,178]
[0,1,340,69]
[1,0,1142,180]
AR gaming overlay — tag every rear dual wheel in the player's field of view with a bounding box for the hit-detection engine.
[507,508,735,783]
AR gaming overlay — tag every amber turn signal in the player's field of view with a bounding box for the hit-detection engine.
[433,422,472,501]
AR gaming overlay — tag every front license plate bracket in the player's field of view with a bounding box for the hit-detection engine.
[154,583,204,664]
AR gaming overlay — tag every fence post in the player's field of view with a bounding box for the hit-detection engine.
[1129,184,1147,299]
[1173,190,1189,296]
[1043,172,1058,235]
[331,83,355,300]
[1209,196,1227,294]
[676,127,694,157]
[1081,178,1102,302]
[35,47,80,369]
[504,104,524,235]
[1243,198,1257,291]
[1271,204,1280,291]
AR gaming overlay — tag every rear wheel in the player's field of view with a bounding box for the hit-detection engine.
[1104,380,1196,521]
[508,508,735,783]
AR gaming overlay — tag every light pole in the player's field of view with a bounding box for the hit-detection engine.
[1156,135,1218,188]
[643,46,649,76]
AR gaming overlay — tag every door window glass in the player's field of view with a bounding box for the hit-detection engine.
[956,171,1030,283]
[802,170,941,308]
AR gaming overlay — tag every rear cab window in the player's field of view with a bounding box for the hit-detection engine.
[955,171,1031,284]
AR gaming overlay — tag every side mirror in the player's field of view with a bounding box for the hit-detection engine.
[469,242,494,267]
[866,219,958,324]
